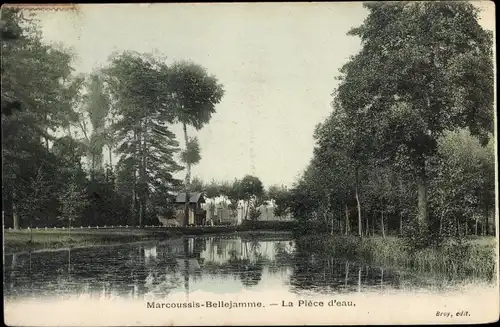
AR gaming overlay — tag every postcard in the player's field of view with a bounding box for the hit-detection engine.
[2,2,498,326]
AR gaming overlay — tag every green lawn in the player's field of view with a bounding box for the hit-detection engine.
[3,228,170,254]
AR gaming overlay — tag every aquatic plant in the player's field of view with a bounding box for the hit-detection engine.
[296,235,496,281]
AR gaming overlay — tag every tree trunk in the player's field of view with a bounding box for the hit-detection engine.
[13,200,19,230]
[131,131,138,225]
[339,208,343,235]
[439,212,444,236]
[398,178,404,236]
[344,205,349,235]
[11,254,17,275]
[108,145,113,169]
[344,261,349,288]
[331,214,334,235]
[45,125,50,151]
[357,267,362,293]
[326,194,332,234]
[142,194,148,226]
[91,147,96,173]
[330,208,334,235]
[137,126,143,228]
[97,127,105,172]
[474,215,478,236]
[183,123,191,227]
[484,208,489,236]
[139,199,143,227]
[68,248,71,274]
[373,213,376,236]
[244,199,250,220]
[399,212,403,235]
[381,211,385,238]
[416,160,429,230]
[355,178,362,237]
[138,119,149,227]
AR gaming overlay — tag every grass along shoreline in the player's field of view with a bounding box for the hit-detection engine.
[295,234,497,281]
[3,224,294,255]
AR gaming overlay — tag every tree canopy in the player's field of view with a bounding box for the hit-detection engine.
[283,2,495,245]
[1,9,225,229]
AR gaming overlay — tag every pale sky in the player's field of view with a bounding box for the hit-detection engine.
[34,2,495,189]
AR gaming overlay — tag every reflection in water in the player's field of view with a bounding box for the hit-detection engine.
[3,234,493,301]
[4,235,292,300]
[289,251,405,295]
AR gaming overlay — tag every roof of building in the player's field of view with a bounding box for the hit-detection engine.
[175,192,205,204]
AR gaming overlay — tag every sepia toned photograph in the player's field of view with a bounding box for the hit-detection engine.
[1,1,498,326]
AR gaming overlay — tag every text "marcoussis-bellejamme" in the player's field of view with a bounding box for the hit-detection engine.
[147,301,264,309]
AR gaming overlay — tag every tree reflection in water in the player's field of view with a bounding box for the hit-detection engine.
[143,246,181,298]
[227,249,265,288]
[284,246,405,295]
[4,235,467,300]
[3,236,298,300]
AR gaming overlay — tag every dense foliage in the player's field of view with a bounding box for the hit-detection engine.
[284,2,495,246]
[1,9,224,228]
[1,4,495,245]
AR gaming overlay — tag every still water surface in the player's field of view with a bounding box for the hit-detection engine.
[3,234,492,301]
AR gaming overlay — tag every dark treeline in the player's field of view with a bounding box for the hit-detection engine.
[1,4,496,242]
[272,2,495,245]
[1,9,224,229]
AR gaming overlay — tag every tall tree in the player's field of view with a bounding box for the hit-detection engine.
[205,179,222,199]
[267,185,292,218]
[104,51,182,226]
[313,103,376,236]
[82,72,111,173]
[59,171,87,235]
[336,2,494,234]
[189,176,205,193]
[429,129,495,238]
[168,61,224,226]
[239,175,264,220]
[1,8,82,229]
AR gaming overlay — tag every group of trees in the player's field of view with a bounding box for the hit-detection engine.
[1,8,224,229]
[189,175,275,222]
[189,175,296,223]
[1,3,495,239]
[285,2,495,244]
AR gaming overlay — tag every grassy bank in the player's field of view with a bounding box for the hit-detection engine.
[3,221,295,254]
[4,228,171,254]
[296,234,497,280]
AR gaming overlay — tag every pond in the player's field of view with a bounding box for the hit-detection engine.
[4,234,494,302]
